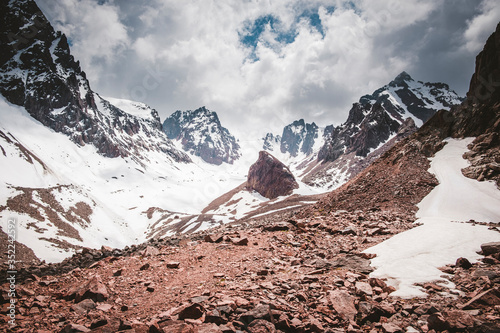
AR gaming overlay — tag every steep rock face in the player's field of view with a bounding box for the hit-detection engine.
[456,22,500,187]
[0,0,188,162]
[318,72,463,163]
[280,119,319,156]
[247,151,299,199]
[163,107,240,165]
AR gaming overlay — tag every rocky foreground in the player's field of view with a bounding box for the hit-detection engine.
[1,210,499,332]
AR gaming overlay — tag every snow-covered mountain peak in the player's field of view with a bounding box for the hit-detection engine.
[163,107,241,165]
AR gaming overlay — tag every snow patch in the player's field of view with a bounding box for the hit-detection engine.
[365,138,500,298]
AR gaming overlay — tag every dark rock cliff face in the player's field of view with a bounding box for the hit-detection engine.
[247,151,299,199]
[280,119,319,156]
[0,0,189,162]
[456,22,500,187]
[163,107,240,165]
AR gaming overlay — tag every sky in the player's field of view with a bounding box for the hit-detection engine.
[34,0,500,139]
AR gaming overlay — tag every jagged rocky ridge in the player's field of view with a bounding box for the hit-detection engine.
[264,72,463,190]
[163,107,241,165]
[0,0,189,162]
[318,71,462,162]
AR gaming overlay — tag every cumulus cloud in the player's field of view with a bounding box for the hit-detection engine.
[35,0,499,139]
[463,0,500,52]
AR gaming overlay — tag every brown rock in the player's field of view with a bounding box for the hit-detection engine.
[444,310,475,329]
[67,276,109,303]
[328,289,357,321]
[71,298,96,315]
[178,303,205,320]
[247,319,276,333]
[382,323,403,333]
[231,237,249,246]
[59,323,91,332]
[158,320,194,333]
[463,287,500,309]
[481,242,500,255]
[197,323,224,333]
[204,234,223,243]
[247,151,299,199]
[142,246,160,257]
[355,281,373,296]
[456,257,473,269]
[167,261,180,269]
[140,263,150,270]
[427,312,449,331]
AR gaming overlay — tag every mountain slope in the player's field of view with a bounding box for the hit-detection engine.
[163,107,241,165]
[0,0,189,163]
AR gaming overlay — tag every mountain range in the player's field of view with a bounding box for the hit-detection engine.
[1,1,500,332]
[0,0,490,267]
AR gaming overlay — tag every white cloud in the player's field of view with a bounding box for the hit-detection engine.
[463,0,500,52]
[35,0,493,140]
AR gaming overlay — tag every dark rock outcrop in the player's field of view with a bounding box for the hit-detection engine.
[163,107,240,165]
[280,119,319,156]
[247,151,298,199]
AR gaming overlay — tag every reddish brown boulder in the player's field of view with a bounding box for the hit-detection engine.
[247,151,299,199]
[328,289,357,321]
[65,276,109,303]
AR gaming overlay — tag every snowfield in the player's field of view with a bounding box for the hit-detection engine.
[365,138,500,298]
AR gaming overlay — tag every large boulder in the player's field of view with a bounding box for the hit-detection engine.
[247,151,299,199]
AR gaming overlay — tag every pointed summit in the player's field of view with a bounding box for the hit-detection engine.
[391,71,413,86]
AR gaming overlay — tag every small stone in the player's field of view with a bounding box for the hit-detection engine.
[178,303,205,320]
[167,261,180,269]
[381,323,402,333]
[481,242,500,255]
[328,289,357,321]
[59,323,91,333]
[231,237,249,246]
[139,263,150,270]
[247,319,276,333]
[456,257,472,269]
[113,269,123,276]
[142,246,159,257]
[204,234,224,243]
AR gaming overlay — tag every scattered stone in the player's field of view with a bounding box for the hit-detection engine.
[456,257,473,269]
[247,319,276,333]
[328,289,357,321]
[139,263,150,270]
[204,234,224,243]
[481,242,500,255]
[463,287,500,309]
[142,246,160,257]
[59,323,91,333]
[167,261,180,269]
[231,237,249,246]
[178,303,205,320]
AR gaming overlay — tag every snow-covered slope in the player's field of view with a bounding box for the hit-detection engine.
[0,98,249,262]
[163,107,241,165]
[365,138,500,298]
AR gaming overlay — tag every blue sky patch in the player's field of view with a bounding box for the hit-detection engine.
[240,7,334,60]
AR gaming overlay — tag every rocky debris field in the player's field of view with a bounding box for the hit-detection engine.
[1,210,499,332]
